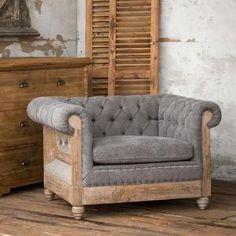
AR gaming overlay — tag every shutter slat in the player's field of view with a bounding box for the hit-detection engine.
[86,0,159,96]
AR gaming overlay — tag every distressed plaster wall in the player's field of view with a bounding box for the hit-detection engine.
[159,0,236,181]
[0,0,77,57]
[77,0,236,181]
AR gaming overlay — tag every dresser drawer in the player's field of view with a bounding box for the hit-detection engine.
[0,70,45,110]
[0,144,43,174]
[44,68,87,97]
[0,109,42,148]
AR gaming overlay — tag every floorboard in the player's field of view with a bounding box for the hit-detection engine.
[0,181,235,236]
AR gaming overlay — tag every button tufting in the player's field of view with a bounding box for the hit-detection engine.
[110,117,114,122]
[100,106,104,109]
[122,131,125,135]
[129,117,133,121]
[140,130,143,135]
[102,132,106,136]
[92,118,96,122]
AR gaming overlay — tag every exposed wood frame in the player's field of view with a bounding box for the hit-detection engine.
[83,181,201,205]
[85,0,93,96]
[201,111,213,197]
[150,0,160,95]
[108,0,117,96]
[43,111,213,219]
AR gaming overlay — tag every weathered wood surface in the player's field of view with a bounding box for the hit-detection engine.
[0,57,91,197]
[0,181,235,235]
[86,0,160,96]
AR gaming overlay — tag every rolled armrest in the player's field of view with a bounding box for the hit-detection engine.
[159,94,221,129]
[27,97,91,135]
[159,94,222,163]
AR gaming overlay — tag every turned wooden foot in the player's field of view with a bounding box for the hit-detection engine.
[197,197,210,210]
[44,188,55,201]
[72,206,84,220]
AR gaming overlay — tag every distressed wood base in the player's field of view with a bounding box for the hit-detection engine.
[83,181,202,205]
[44,188,55,201]
[0,181,235,235]
[72,206,84,220]
[197,197,210,210]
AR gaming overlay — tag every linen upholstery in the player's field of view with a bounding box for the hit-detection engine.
[27,96,94,177]
[93,136,193,164]
[159,94,221,165]
[66,95,160,138]
[27,94,222,187]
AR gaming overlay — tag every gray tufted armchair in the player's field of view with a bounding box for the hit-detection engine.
[27,94,221,220]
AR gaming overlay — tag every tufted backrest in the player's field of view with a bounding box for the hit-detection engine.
[66,95,161,138]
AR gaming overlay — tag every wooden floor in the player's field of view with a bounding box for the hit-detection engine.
[0,181,235,236]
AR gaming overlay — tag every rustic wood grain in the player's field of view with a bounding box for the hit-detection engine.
[83,181,201,205]
[0,58,91,197]
[202,111,213,197]
[86,0,160,96]
[0,181,235,235]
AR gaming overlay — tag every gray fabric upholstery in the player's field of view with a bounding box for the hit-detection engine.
[27,96,94,178]
[27,94,222,187]
[84,161,202,187]
[66,96,160,138]
[93,136,193,164]
[159,94,222,164]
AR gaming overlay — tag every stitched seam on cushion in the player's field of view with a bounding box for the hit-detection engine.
[91,164,200,172]
[94,156,192,161]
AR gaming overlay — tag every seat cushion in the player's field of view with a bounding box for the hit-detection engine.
[93,136,193,165]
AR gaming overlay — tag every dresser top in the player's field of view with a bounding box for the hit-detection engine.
[0,57,93,71]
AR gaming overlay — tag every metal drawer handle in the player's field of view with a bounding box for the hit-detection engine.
[57,79,66,86]
[20,120,29,128]
[18,160,30,167]
[19,81,29,88]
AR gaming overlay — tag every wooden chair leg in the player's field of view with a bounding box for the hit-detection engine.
[44,188,55,201]
[72,206,85,220]
[197,197,210,210]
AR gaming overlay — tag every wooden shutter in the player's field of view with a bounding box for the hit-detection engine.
[86,0,159,96]
[86,0,110,96]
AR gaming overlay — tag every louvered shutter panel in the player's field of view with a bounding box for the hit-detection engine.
[86,0,110,96]
[86,0,159,96]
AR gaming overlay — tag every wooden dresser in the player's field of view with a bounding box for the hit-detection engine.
[0,57,92,196]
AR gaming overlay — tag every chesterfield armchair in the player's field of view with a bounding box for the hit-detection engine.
[27,94,221,220]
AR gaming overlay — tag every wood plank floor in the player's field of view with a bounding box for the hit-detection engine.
[0,181,235,236]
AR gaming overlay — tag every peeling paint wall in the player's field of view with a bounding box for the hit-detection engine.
[159,0,236,181]
[76,0,236,181]
[0,0,77,57]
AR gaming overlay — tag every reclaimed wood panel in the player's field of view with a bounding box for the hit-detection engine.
[0,181,235,235]
[86,0,160,96]
[0,58,91,197]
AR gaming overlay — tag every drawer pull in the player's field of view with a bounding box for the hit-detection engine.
[57,79,66,86]
[20,120,29,128]
[18,160,30,167]
[19,81,29,88]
